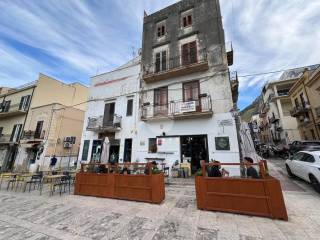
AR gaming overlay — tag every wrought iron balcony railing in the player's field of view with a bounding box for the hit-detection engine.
[87,114,122,132]
[0,103,29,118]
[0,134,12,143]
[21,130,45,140]
[141,95,212,120]
[142,49,209,82]
[290,104,310,117]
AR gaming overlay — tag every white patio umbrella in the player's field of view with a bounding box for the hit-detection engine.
[100,137,110,163]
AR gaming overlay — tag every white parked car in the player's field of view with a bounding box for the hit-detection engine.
[285,151,320,193]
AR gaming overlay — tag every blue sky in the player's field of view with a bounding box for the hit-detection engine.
[0,0,319,110]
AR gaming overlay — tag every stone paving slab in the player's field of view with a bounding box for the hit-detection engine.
[0,161,319,240]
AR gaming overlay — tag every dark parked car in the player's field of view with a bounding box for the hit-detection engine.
[289,141,320,154]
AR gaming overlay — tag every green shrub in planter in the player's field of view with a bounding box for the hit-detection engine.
[196,169,203,176]
[152,168,162,174]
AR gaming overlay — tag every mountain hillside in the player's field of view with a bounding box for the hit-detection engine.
[240,95,261,122]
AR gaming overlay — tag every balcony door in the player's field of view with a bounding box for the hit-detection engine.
[19,95,31,111]
[182,41,197,66]
[154,87,168,116]
[10,124,22,142]
[34,121,44,139]
[103,102,115,127]
[155,51,167,73]
[183,81,200,112]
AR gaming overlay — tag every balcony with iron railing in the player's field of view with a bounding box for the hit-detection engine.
[290,103,310,117]
[21,130,45,142]
[0,103,29,118]
[141,95,213,121]
[0,134,12,143]
[142,49,209,83]
[87,114,122,132]
[229,71,239,104]
[276,89,290,97]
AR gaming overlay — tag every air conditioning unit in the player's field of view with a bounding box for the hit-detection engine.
[63,142,72,148]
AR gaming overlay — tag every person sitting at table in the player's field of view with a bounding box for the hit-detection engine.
[244,157,259,179]
[120,163,131,174]
[98,164,108,173]
[208,160,222,177]
[208,161,230,177]
[109,162,117,173]
[144,161,157,175]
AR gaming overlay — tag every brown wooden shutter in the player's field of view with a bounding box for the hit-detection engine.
[183,17,187,27]
[188,15,192,25]
[189,41,197,63]
[103,103,115,126]
[155,52,161,72]
[161,51,167,71]
[182,43,189,65]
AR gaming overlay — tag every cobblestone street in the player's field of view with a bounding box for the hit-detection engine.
[0,160,320,240]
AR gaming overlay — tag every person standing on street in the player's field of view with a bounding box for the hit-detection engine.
[49,155,57,171]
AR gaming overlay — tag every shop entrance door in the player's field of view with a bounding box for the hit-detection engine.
[123,138,132,162]
[180,135,208,174]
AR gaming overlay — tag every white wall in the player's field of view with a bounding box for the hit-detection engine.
[78,57,240,175]
[78,58,141,163]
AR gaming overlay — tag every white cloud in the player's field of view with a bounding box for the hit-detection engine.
[0,0,319,109]
[220,0,320,92]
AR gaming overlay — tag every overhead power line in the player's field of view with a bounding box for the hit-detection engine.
[237,63,319,78]
[57,63,319,109]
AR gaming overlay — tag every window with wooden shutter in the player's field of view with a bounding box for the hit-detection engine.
[155,52,161,73]
[154,87,168,116]
[10,124,22,142]
[182,41,197,65]
[126,99,133,116]
[103,102,115,127]
[161,51,167,71]
[189,41,197,64]
[182,14,193,27]
[155,51,167,73]
[188,15,192,25]
[34,121,44,139]
[183,81,200,111]
[157,24,166,37]
[19,95,31,111]
[183,17,187,27]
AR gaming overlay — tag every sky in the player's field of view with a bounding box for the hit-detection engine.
[0,0,319,110]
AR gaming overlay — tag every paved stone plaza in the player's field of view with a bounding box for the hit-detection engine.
[0,161,319,240]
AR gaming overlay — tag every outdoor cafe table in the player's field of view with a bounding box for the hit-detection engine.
[40,174,66,195]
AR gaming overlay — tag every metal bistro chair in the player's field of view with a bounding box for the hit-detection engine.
[51,175,70,196]
[163,167,170,184]
[6,174,18,191]
[23,172,43,192]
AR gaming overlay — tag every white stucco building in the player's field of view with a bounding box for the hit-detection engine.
[78,0,240,175]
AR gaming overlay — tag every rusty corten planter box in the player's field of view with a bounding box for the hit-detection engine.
[195,161,288,221]
[74,163,165,204]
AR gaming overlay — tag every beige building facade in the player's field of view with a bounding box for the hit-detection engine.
[260,77,300,144]
[289,67,320,140]
[0,83,36,171]
[0,74,88,172]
